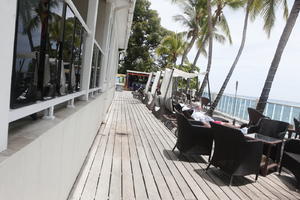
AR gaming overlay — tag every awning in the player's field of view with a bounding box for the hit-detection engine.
[172,69,198,79]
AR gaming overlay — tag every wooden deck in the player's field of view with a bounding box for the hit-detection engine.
[68,91,300,200]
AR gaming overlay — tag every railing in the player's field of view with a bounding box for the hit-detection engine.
[203,92,300,124]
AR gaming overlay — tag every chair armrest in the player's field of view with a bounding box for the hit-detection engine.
[277,131,287,139]
[285,139,300,154]
[248,125,259,133]
[189,120,204,126]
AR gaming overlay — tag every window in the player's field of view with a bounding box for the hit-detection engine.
[89,45,102,89]
[11,0,43,108]
[95,53,102,87]
[11,0,87,109]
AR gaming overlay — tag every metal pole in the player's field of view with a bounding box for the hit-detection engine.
[232,81,239,124]
[207,74,212,103]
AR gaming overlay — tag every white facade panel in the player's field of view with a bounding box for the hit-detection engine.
[0,0,135,198]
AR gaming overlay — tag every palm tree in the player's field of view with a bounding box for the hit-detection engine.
[198,0,245,97]
[156,33,186,68]
[207,0,254,116]
[172,0,207,66]
[191,14,231,72]
[256,0,300,113]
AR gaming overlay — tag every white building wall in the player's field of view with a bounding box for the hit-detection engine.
[0,0,134,199]
[0,0,17,152]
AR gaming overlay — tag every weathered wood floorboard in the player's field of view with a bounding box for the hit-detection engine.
[68,91,300,200]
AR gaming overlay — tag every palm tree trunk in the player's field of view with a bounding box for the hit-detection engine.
[180,34,198,66]
[256,0,300,113]
[207,0,253,116]
[192,46,201,72]
[198,0,213,97]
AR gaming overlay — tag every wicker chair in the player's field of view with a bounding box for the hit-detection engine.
[248,118,289,163]
[207,122,263,185]
[200,97,211,110]
[293,118,300,139]
[248,108,265,125]
[172,112,213,157]
[279,139,300,188]
[245,108,266,128]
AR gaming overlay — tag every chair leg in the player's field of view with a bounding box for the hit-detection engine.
[208,154,211,162]
[229,176,234,186]
[255,173,259,182]
[172,143,177,152]
[278,164,283,175]
[205,163,211,172]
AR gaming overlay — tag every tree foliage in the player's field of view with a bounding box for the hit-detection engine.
[118,0,172,74]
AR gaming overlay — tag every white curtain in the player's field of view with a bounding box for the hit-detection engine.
[144,72,153,94]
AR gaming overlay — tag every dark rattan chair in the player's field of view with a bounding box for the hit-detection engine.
[293,118,300,139]
[279,139,300,188]
[200,97,211,110]
[247,107,266,127]
[248,118,289,163]
[172,112,213,157]
[207,122,263,185]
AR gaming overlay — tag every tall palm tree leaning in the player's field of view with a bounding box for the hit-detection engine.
[207,0,252,116]
[256,0,300,113]
[198,0,245,97]
[202,0,213,99]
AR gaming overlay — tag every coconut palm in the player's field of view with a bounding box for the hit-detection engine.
[256,0,300,113]
[156,33,186,68]
[172,0,207,66]
[197,0,245,97]
[207,0,254,116]
[191,13,232,73]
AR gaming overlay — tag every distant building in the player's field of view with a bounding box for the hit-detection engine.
[0,0,135,199]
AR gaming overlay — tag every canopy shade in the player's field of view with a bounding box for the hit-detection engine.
[172,69,198,79]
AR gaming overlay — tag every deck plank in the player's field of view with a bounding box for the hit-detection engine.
[68,91,300,200]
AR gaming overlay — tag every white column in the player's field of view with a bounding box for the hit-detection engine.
[80,0,99,100]
[0,0,17,151]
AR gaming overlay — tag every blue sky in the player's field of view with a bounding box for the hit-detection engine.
[150,0,300,103]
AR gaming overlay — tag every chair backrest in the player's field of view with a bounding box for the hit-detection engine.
[247,108,265,126]
[257,118,289,139]
[200,97,210,108]
[182,109,194,119]
[294,118,300,138]
[175,112,193,144]
[210,122,245,165]
[173,103,182,113]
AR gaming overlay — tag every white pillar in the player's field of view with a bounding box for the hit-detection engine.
[0,0,17,151]
[80,0,99,100]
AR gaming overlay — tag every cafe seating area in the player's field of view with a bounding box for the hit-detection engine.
[69,91,300,200]
[136,69,300,190]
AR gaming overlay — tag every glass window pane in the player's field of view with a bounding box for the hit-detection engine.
[96,52,102,87]
[45,0,64,98]
[11,0,42,108]
[90,45,98,89]
[62,6,75,94]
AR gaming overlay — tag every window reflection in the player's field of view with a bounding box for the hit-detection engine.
[62,6,75,94]
[96,53,101,87]
[46,0,64,99]
[90,45,97,89]
[11,0,87,109]
[11,0,42,108]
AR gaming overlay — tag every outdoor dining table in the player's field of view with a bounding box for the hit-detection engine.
[245,133,283,176]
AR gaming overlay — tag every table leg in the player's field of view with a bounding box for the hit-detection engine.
[262,144,272,176]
